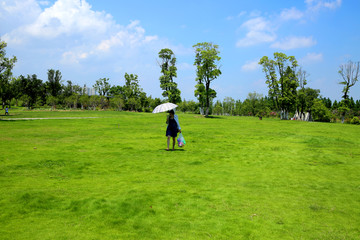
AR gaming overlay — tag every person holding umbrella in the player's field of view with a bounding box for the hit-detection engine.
[152,103,182,151]
[166,109,181,151]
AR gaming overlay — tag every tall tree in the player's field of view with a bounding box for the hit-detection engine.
[20,74,44,109]
[338,60,359,122]
[123,73,143,111]
[0,40,17,108]
[339,60,359,101]
[259,52,299,119]
[193,42,222,117]
[109,85,125,97]
[9,77,23,106]
[93,78,111,96]
[158,48,181,103]
[47,69,63,97]
[304,87,320,121]
[63,80,73,97]
[296,68,308,120]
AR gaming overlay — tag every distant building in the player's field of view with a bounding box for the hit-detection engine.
[85,87,97,96]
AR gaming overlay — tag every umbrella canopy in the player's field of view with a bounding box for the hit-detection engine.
[152,103,178,113]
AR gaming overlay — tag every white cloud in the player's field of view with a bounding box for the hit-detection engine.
[0,0,40,15]
[3,0,160,62]
[178,62,194,71]
[96,20,157,52]
[271,36,316,50]
[62,50,89,64]
[236,17,276,47]
[226,11,246,21]
[38,1,50,6]
[235,1,342,49]
[24,0,114,39]
[0,0,41,33]
[2,0,120,45]
[241,60,260,72]
[60,19,160,64]
[280,7,304,20]
[1,0,193,100]
[305,0,342,11]
[300,52,323,64]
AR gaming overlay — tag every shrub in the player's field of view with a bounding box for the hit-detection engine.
[269,111,278,118]
[312,99,331,122]
[350,116,360,125]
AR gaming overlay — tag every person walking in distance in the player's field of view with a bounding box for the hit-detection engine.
[166,109,181,151]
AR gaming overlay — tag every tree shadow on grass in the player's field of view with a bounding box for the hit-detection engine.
[193,115,223,119]
[205,115,223,119]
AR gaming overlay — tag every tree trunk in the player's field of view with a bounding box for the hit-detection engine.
[205,81,210,117]
[280,109,289,120]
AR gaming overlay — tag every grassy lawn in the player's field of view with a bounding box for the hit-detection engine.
[1,109,360,239]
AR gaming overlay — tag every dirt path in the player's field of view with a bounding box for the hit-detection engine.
[0,117,100,121]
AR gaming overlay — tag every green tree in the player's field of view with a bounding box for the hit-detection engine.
[187,100,198,113]
[332,100,339,110]
[89,95,100,110]
[312,99,332,122]
[110,96,125,111]
[46,69,63,97]
[93,78,111,96]
[320,97,332,109]
[339,61,359,101]
[234,100,243,116]
[150,97,162,111]
[72,84,83,95]
[64,94,78,109]
[0,40,17,108]
[20,74,44,109]
[193,42,222,117]
[259,52,299,119]
[304,88,320,121]
[158,48,181,103]
[338,61,359,123]
[99,96,108,109]
[222,97,235,116]
[177,100,188,113]
[349,97,355,110]
[46,95,58,110]
[213,100,223,115]
[79,95,89,110]
[245,92,264,117]
[63,80,73,98]
[123,73,142,111]
[139,92,150,112]
[355,99,360,114]
[296,68,308,119]
[9,77,23,106]
[109,85,125,97]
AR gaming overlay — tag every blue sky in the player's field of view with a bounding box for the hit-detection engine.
[1,0,359,101]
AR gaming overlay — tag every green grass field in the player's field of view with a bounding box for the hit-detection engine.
[1,109,360,239]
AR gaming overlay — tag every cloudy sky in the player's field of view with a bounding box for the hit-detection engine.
[1,0,359,101]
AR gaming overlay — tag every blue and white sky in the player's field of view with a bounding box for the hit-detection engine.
[1,0,359,101]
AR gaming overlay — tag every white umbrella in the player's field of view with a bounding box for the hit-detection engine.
[152,103,178,113]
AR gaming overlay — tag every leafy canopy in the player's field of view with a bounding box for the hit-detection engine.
[193,42,222,116]
[158,48,181,104]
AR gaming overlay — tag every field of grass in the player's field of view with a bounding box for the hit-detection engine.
[1,109,360,239]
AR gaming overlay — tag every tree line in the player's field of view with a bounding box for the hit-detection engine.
[1,69,163,112]
[1,39,359,123]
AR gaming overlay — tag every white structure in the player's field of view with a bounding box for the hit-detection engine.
[85,87,97,96]
[293,111,312,121]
